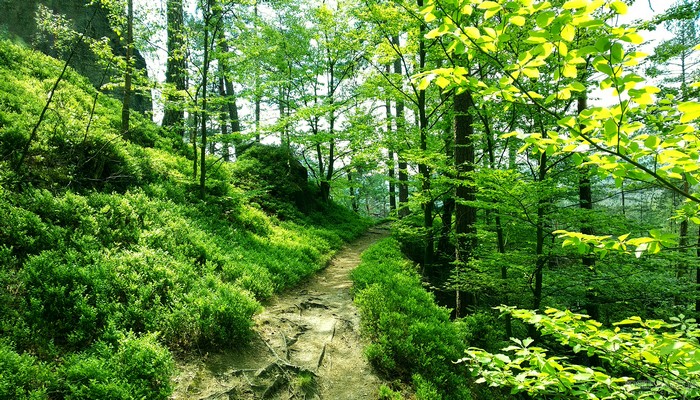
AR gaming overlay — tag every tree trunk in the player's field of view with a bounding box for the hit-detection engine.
[438,123,454,258]
[121,0,133,137]
[484,111,511,337]
[531,152,547,339]
[454,90,477,317]
[348,171,359,213]
[199,0,212,198]
[219,76,230,162]
[416,0,434,267]
[216,27,241,157]
[386,97,396,212]
[393,37,409,218]
[162,0,186,133]
[578,95,599,321]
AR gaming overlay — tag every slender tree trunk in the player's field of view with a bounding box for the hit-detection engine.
[531,152,547,339]
[578,95,599,321]
[416,0,434,267]
[162,0,186,132]
[253,3,261,143]
[192,112,198,180]
[199,0,212,198]
[678,179,690,279]
[393,36,409,218]
[216,27,241,157]
[438,126,454,259]
[348,171,359,212]
[484,113,511,337]
[454,90,477,318]
[121,0,134,137]
[255,97,261,142]
[219,76,230,161]
[386,96,396,212]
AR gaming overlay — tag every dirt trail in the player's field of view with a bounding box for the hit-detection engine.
[171,225,390,400]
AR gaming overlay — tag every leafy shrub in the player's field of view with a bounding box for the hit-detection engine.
[59,333,173,400]
[185,276,261,346]
[0,342,53,400]
[21,249,115,348]
[352,238,472,399]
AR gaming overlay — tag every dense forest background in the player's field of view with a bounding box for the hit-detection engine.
[1,0,700,398]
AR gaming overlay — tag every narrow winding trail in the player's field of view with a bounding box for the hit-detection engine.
[171,225,390,399]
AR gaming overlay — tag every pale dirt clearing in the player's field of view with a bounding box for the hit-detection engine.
[171,225,391,399]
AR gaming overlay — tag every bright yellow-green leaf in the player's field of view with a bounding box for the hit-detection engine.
[538,42,555,58]
[610,0,628,14]
[557,88,571,100]
[634,92,654,106]
[522,68,540,79]
[563,0,588,10]
[559,116,577,128]
[477,1,501,10]
[465,26,481,39]
[485,8,500,20]
[420,3,435,15]
[557,41,569,56]
[586,0,606,12]
[435,75,450,89]
[561,24,576,42]
[461,4,473,15]
[525,35,547,44]
[426,27,447,39]
[509,16,526,26]
[562,63,577,78]
[425,12,437,22]
[679,101,700,123]
[418,76,432,91]
[621,32,644,45]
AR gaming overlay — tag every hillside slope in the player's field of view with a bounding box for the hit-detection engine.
[0,38,370,399]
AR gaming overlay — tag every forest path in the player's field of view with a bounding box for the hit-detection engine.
[171,225,390,400]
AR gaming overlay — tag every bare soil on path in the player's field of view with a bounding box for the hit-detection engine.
[171,225,390,400]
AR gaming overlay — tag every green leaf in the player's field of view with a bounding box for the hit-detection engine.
[509,16,526,27]
[477,1,501,10]
[620,32,644,45]
[679,102,700,123]
[418,76,432,90]
[644,136,660,148]
[610,0,628,14]
[561,24,575,42]
[563,0,588,9]
[536,12,556,28]
[610,43,624,64]
[435,75,450,89]
[465,26,481,39]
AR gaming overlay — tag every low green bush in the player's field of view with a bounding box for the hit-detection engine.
[0,342,53,400]
[59,332,173,400]
[352,238,472,400]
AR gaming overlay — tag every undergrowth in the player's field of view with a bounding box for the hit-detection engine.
[352,238,472,400]
[0,38,371,399]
